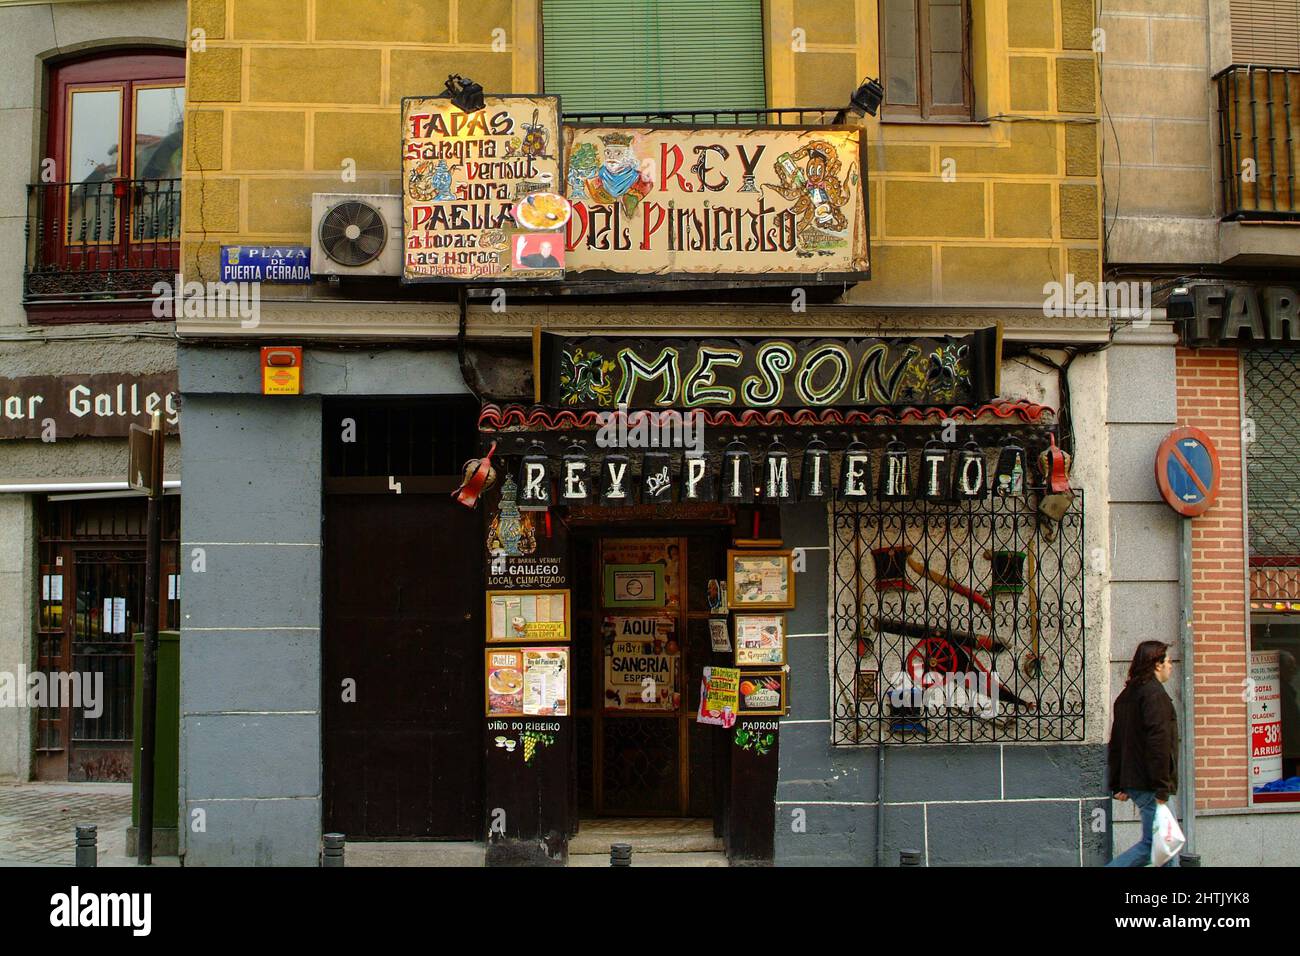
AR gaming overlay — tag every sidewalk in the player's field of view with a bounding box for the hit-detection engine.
[0,782,177,867]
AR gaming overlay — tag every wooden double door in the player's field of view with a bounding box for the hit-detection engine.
[575,531,729,817]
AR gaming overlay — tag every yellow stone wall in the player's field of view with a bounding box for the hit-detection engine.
[181,0,1100,307]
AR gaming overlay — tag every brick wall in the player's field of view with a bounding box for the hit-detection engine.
[1176,347,1249,810]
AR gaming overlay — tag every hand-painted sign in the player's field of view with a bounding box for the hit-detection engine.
[562,125,868,280]
[543,329,1001,409]
[0,373,179,439]
[1155,426,1221,517]
[220,245,311,283]
[697,666,740,727]
[401,95,563,282]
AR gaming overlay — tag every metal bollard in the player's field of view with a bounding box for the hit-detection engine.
[610,842,632,867]
[75,824,97,868]
[322,832,346,868]
[899,848,922,867]
[1180,852,1201,867]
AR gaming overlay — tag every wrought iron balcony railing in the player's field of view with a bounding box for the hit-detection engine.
[1215,65,1300,220]
[24,178,181,304]
[561,106,843,126]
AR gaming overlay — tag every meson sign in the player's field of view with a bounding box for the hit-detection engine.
[0,373,179,439]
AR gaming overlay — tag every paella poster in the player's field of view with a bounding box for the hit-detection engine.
[562,125,868,278]
[485,647,570,717]
[401,95,565,282]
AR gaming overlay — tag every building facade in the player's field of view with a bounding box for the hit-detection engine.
[169,0,1116,867]
[1100,0,1300,865]
[0,0,185,787]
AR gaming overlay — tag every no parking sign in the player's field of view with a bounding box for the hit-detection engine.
[1155,426,1221,518]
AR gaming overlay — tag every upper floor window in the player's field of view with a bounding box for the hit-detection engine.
[542,0,766,115]
[880,0,972,120]
[26,50,184,311]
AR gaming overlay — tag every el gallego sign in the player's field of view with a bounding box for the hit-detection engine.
[0,373,179,439]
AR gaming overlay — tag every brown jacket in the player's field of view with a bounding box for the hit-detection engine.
[1107,676,1179,801]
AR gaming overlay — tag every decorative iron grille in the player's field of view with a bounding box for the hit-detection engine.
[831,493,1086,744]
[1244,349,1300,603]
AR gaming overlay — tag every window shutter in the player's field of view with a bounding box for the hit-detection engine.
[1230,0,1300,67]
[542,0,767,114]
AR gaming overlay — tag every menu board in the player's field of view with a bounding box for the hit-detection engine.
[402,95,564,282]
[486,647,569,717]
[734,614,786,666]
[486,588,570,643]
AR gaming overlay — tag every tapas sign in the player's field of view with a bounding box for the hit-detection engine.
[401,95,564,283]
[486,588,570,643]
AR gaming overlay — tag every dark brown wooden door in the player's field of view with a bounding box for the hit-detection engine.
[322,493,483,839]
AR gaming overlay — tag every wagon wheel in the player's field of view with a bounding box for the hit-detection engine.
[906,637,959,685]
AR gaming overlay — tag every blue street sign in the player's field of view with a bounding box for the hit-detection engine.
[220,245,312,284]
[1155,427,1221,518]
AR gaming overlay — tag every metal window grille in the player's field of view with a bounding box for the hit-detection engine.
[1244,348,1300,602]
[831,494,1086,744]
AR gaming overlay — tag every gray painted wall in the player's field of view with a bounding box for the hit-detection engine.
[773,500,1110,866]
[177,344,468,865]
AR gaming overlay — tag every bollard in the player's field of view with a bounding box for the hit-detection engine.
[610,842,632,867]
[1179,852,1201,867]
[322,832,346,868]
[899,848,922,867]
[75,824,97,868]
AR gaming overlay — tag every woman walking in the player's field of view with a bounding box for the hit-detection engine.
[1106,640,1180,867]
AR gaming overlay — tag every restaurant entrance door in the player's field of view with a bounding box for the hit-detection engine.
[579,532,728,817]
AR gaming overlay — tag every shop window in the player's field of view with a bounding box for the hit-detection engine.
[542,0,767,115]
[1244,349,1300,603]
[1249,618,1300,803]
[830,493,1086,744]
[879,0,973,121]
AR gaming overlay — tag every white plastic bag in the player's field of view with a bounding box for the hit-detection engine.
[1151,801,1185,866]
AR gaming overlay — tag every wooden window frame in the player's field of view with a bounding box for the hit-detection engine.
[879,0,974,123]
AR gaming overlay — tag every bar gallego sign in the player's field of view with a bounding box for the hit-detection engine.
[0,373,179,439]
[562,125,869,279]
[401,94,564,282]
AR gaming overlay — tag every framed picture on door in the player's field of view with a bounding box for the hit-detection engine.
[602,563,665,608]
[727,549,794,609]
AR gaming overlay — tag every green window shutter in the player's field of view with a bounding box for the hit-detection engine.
[542,0,767,114]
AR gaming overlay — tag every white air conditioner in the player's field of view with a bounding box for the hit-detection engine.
[310,193,402,277]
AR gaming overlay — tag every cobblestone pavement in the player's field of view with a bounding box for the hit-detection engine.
[0,783,133,866]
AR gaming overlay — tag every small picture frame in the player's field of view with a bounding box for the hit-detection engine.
[855,669,879,701]
[486,588,571,643]
[707,579,728,614]
[733,613,786,666]
[736,669,787,716]
[603,563,665,608]
[728,549,794,609]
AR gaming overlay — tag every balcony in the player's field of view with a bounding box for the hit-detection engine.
[24,178,181,317]
[1215,65,1300,221]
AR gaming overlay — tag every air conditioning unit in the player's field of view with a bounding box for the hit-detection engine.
[310,193,402,277]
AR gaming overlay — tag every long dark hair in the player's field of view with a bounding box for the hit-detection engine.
[1127,640,1169,685]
